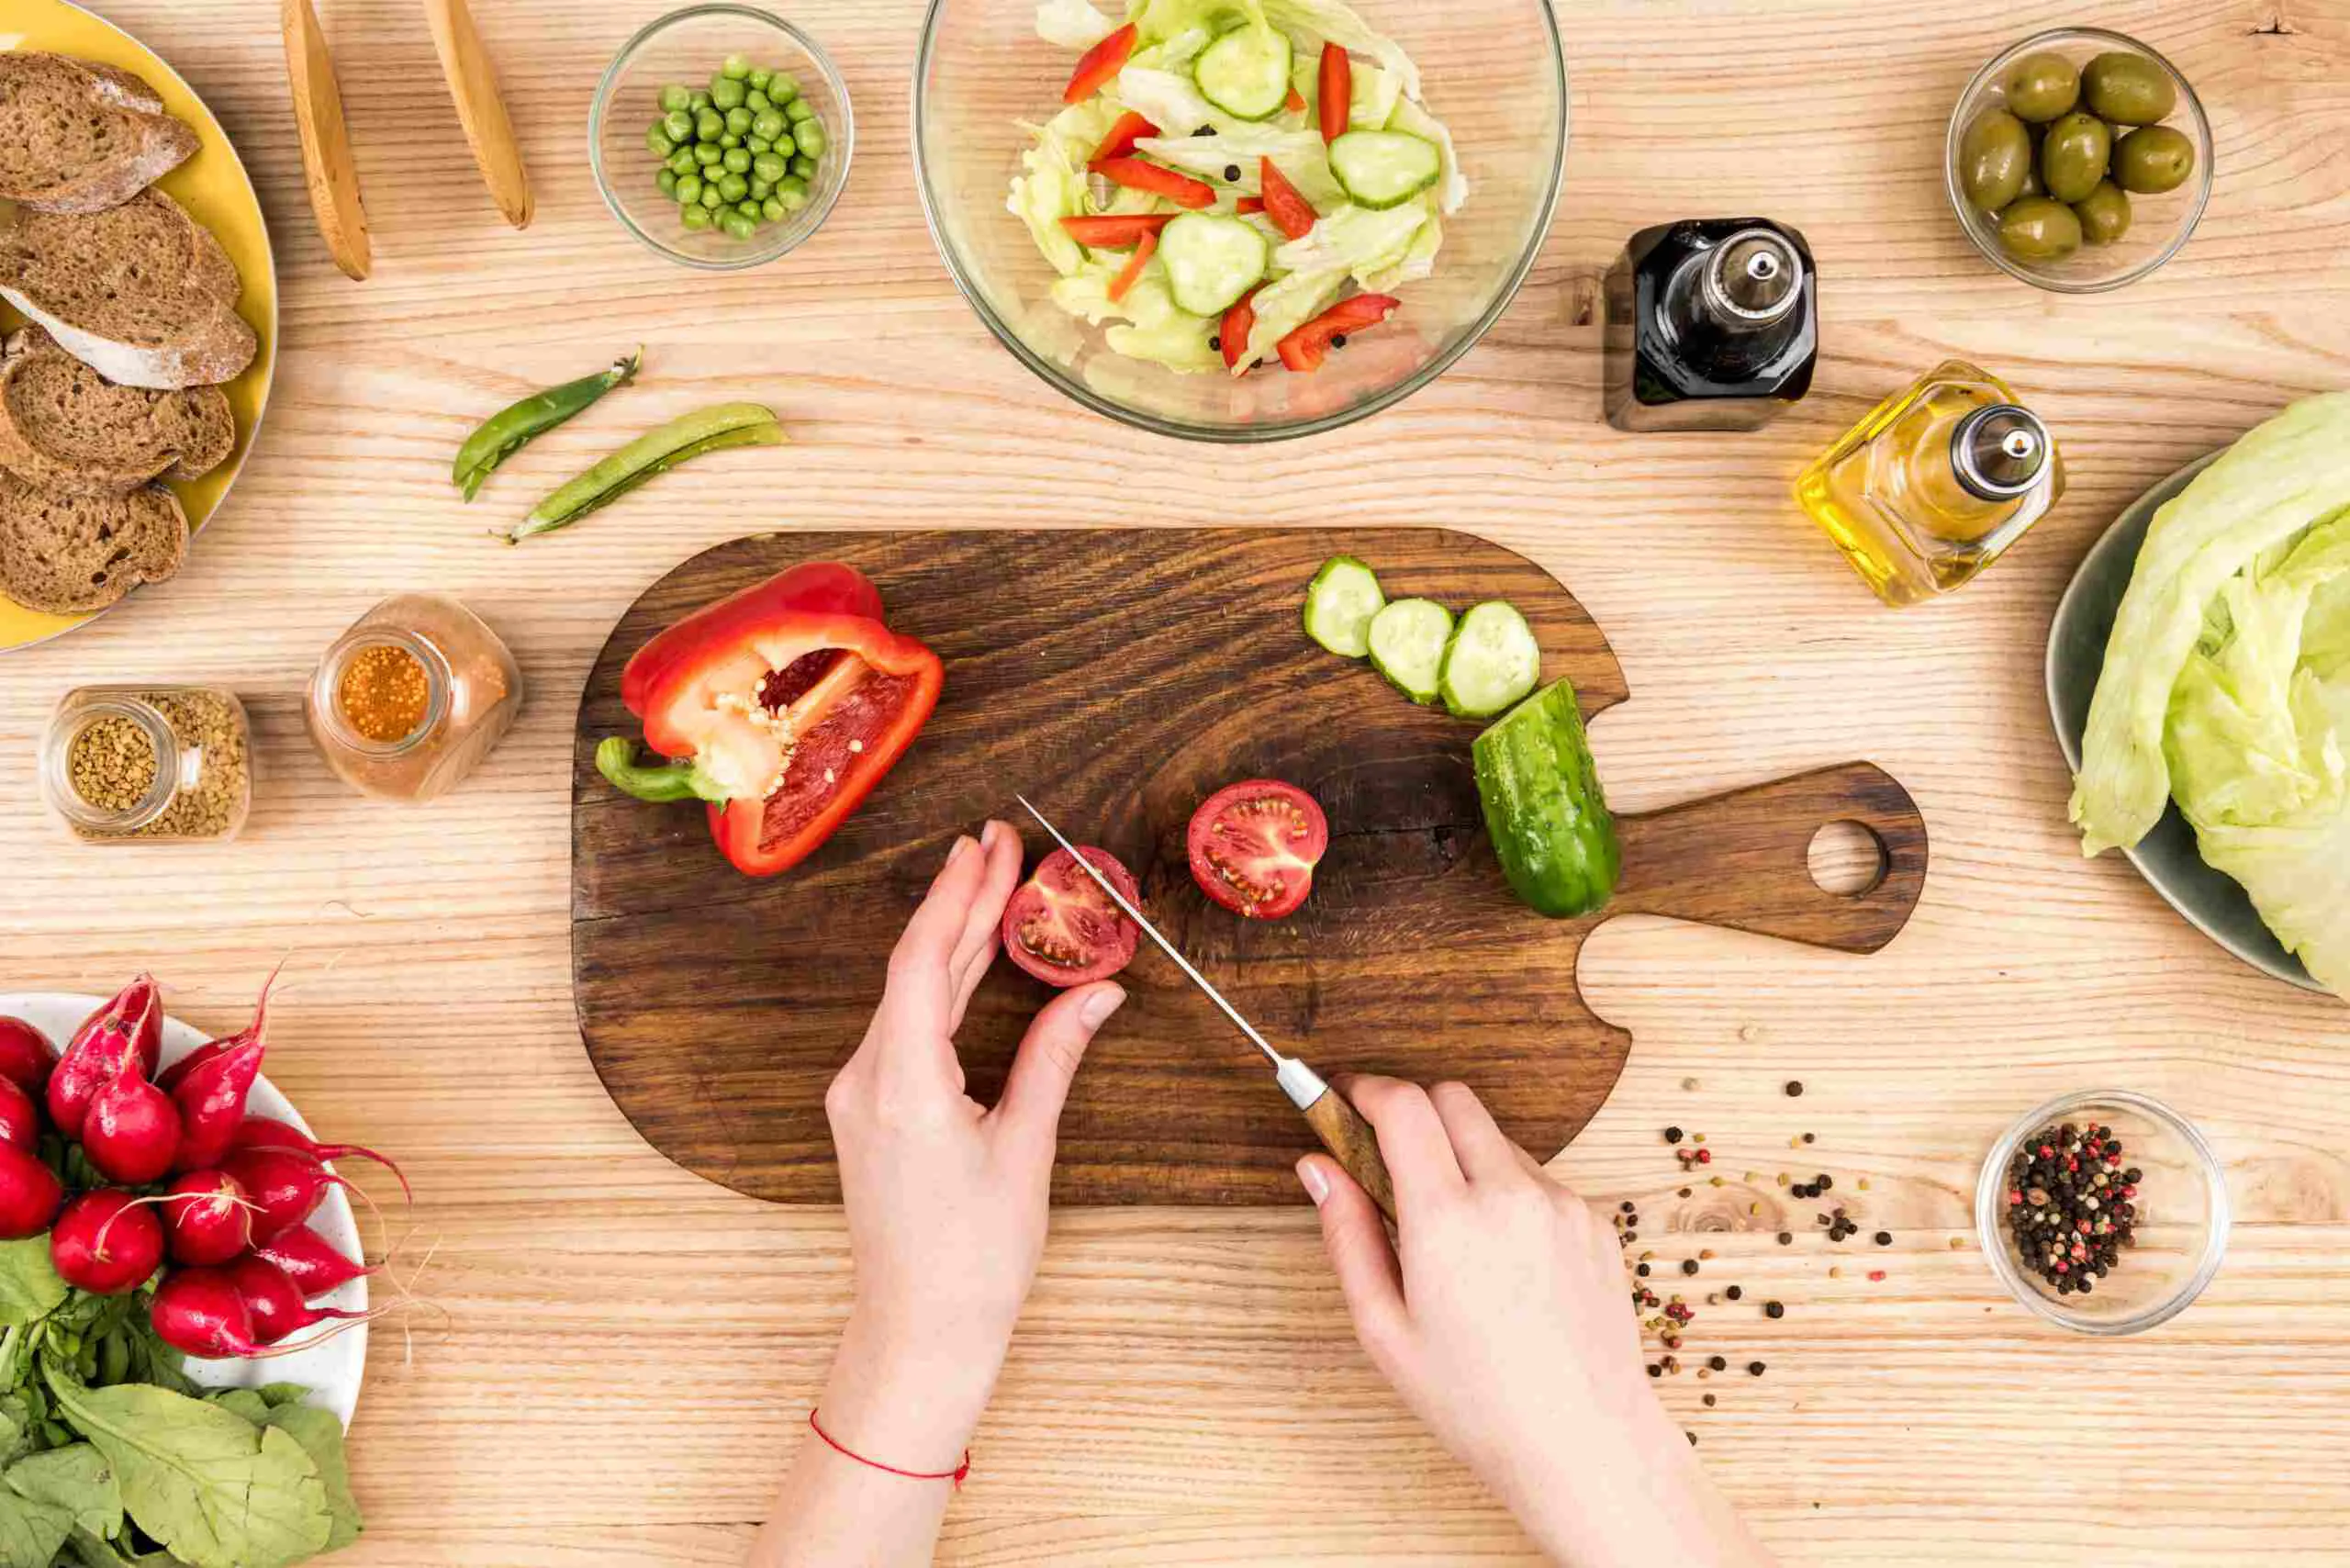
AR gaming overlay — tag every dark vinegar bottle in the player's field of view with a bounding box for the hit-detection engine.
[1603,218,1818,432]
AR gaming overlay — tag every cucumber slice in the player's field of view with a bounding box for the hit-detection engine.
[1194,25,1294,121]
[1302,555,1384,658]
[1438,600,1541,718]
[1327,129,1442,211]
[1367,599,1453,704]
[1158,213,1270,317]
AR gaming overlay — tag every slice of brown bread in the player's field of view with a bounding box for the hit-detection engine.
[0,189,257,390]
[0,52,199,214]
[0,470,187,614]
[0,327,235,495]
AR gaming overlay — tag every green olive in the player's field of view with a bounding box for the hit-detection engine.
[2081,51,2177,125]
[2114,124,2196,194]
[2073,181,2132,245]
[1960,108,2034,210]
[2040,111,2112,204]
[2002,50,2081,122]
[1998,196,2085,263]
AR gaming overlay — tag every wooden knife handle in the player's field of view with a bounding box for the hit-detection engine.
[1303,1085,1397,1222]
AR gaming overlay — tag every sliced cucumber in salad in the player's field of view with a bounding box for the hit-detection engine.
[1438,600,1542,718]
[1328,130,1443,210]
[1303,555,1385,658]
[1194,25,1294,120]
[1158,213,1270,316]
[1367,599,1454,704]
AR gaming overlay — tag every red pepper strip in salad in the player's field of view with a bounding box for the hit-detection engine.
[1065,23,1138,106]
[1093,156,1216,210]
[1235,196,1266,215]
[1089,110,1160,169]
[1108,230,1158,303]
[621,561,882,718]
[1318,44,1352,144]
[1221,286,1263,373]
[1277,293,1401,374]
[1259,157,1317,241]
[599,583,944,878]
[1285,85,1307,115]
[1060,213,1176,247]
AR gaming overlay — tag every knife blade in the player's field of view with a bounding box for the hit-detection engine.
[1014,795,1396,1220]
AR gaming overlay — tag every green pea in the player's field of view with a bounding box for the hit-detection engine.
[793,120,827,158]
[769,73,801,103]
[775,178,810,212]
[656,168,678,196]
[722,211,758,241]
[753,151,789,183]
[725,106,754,136]
[663,108,695,142]
[785,96,816,124]
[711,76,747,111]
[752,111,787,141]
[749,67,774,92]
[659,84,694,115]
[669,147,699,176]
[689,89,713,113]
[738,198,762,218]
[762,196,788,222]
[722,53,753,81]
[745,89,772,114]
[749,175,774,201]
[676,172,704,205]
[699,182,726,209]
[720,132,741,149]
[789,153,816,180]
[695,107,724,141]
[718,172,749,202]
[723,146,753,174]
[747,135,773,154]
[646,123,677,158]
[692,141,722,166]
[682,202,714,230]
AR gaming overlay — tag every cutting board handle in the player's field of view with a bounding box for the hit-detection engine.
[1610,762,1927,955]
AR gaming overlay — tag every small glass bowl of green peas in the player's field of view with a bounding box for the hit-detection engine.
[590,5,853,270]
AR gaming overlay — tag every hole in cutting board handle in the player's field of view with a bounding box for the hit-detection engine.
[1807,820,1889,897]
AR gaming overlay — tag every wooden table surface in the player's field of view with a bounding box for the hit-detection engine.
[6,1,2348,1562]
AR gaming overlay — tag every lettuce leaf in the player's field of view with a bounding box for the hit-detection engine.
[1361,210,1442,293]
[1259,0,1419,98]
[1051,263,1223,374]
[1009,100,1127,276]
[1386,95,1468,215]
[1134,126,1343,207]
[1271,197,1428,284]
[1036,0,1118,49]
[1238,265,1347,371]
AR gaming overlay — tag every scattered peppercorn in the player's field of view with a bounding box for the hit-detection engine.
[1686,1431,1698,1446]
[1785,1081,1804,1097]
[1702,1393,1717,1407]
[1647,1363,1662,1378]
[1330,334,1348,349]
[1748,1361,1766,1376]
[1874,1231,1893,1247]
[1636,1263,1651,1277]
[1708,1355,1727,1372]
[1776,1232,1793,1245]
[1620,1201,1636,1214]
[1725,1285,1742,1302]
[1764,1300,1785,1319]
[1815,1174,1833,1191]
[1802,1132,1816,1144]
[1682,1260,1700,1276]
[1664,1126,1684,1144]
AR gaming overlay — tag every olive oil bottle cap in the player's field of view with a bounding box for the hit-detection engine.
[1951,404,2052,499]
[1700,229,1802,328]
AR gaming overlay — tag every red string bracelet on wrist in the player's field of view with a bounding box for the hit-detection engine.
[808,1409,972,1490]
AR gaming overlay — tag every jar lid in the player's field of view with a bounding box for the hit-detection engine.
[1952,404,2052,499]
[1700,228,1803,327]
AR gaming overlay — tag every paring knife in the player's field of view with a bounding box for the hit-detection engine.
[1014,796,1397,1221]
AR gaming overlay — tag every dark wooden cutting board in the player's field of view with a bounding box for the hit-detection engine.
[572,530,1927,1205]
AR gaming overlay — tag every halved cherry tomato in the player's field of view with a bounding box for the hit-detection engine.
[1317,44,1352,144]
[1061,213,1175,248]
[1002,847,1143,988]
[1092,156,1216,210]
[1108,230,1158,303]
[1220,286,1263,373]
[1259,157,1317,241]
[1090,110,1160,168]
[1065,23,1138,106]
[1277,293,1400,374]
[1187,781,1329,921]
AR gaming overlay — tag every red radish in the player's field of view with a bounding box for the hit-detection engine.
[0,1017,55,1096]
[0,1078,39,1150]
[227,1255,371,1346]
[169,1039,264,1173]
[67,974,162,1074]
[82,1064,182,1186]
[160,1170,255,1266]
[221,1146,353,1242]
[159,967,278,1096]
[255,1223,374,1298]
[150,1268,267,1359]
[229,1117,410,1202]
[0,1144,63,1240]
[50,1190,164,1295]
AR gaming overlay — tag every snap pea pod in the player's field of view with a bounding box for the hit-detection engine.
[500,403,786,543]
[453,347,643,501]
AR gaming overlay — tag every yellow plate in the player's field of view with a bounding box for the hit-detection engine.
[0,0,278,651]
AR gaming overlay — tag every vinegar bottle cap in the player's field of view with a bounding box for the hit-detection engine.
[1951,404,2052,500]
[1700,228,1802,328]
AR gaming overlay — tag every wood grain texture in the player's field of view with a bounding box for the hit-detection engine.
[3,0,2347,1563]
[279,0,372,280]
[572,529,1922,1205]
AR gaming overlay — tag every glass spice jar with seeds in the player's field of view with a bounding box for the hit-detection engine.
[39,686,254,845]
[305,594,523,802]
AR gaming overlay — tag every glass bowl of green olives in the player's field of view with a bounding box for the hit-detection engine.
[1946,28,2210,293]
[590,5,854,270]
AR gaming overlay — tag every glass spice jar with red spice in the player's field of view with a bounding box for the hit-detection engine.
[305,594,523,802]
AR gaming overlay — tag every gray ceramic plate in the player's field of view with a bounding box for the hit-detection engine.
[2046,452,2322,994]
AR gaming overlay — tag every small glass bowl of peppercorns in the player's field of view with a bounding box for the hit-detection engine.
[1974,1090,2228,1335]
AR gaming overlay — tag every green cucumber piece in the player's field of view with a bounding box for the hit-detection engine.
[1366,598,1453,704]
[1194,25,1294,121]
[1438,600,1541,718]
[1327,129,1443,210]
[1302,555,1385,658]
[1158,212,1270,317]
[1472,678,1619,918]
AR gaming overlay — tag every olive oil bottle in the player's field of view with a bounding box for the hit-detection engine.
[1794,361,2064,607]
[1604,218,1818,431]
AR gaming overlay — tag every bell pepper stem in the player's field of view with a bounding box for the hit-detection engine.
[596,737,733,805]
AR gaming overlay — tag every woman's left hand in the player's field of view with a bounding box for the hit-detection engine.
[815,820,1125,1474]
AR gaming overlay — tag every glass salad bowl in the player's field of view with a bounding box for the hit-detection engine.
[912,0,1568,442]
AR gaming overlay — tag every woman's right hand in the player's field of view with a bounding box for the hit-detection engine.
[1300,1078,1777,1568]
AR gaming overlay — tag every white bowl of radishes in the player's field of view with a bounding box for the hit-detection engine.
[0,981,377,1429]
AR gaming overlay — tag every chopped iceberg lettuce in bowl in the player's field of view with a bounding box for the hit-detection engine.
[913,0,1566,441]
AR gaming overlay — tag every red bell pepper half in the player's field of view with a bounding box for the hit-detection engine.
[1277,293,1400,373]
[1258,157,1317,241]
[1092,156,1216,210]
[1317,44,1352,144]
[1060,213,1174,248]
[1089,110,1160,168]
[599,565,944,878]
[1064,23,1138,106]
